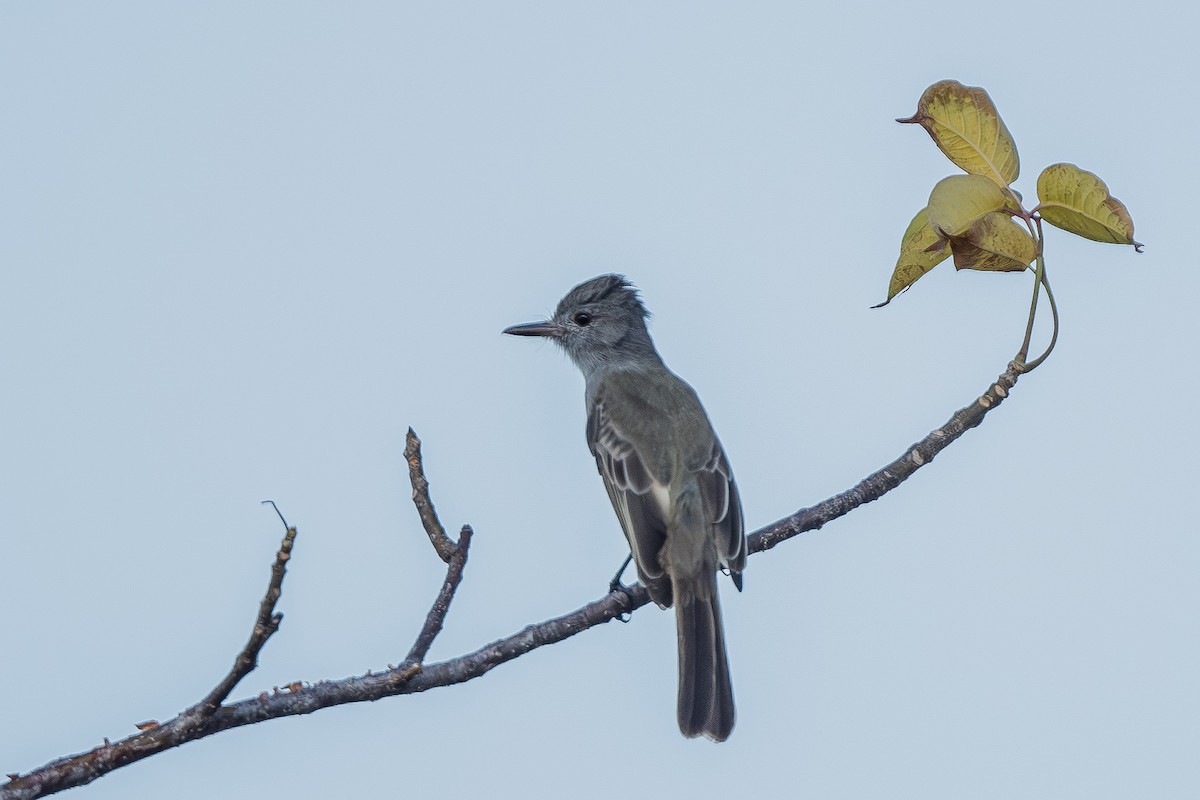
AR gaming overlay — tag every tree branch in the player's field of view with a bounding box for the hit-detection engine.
[405,525,473,666]
[404,426,458,563]
[1,362,1022,800]
[751,360,1022,552]
[194,501,294,715]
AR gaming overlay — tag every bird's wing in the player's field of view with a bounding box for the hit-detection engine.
[587,394,670,594]
[694,437,746,580]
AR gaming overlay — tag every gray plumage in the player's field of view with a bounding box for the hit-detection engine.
[504,274,746,742]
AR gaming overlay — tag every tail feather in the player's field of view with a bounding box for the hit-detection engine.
[675,573,735,742]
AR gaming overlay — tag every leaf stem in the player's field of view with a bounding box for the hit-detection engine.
[1015,216,1058,372]
[1022,267,1059,370]
[1016,219,1044,366]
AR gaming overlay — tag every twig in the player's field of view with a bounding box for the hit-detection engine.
[1,513,300,800]
[2,585,649,800]
[405,525,473,665]
[193,505,295,714]
[752,361,1021,552]
[2,363,1021,800]
[404,427,458,562]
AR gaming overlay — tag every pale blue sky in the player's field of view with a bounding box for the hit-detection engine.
[3,3,1196,799]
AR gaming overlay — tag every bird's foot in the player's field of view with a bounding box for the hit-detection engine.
[608,579,636,623]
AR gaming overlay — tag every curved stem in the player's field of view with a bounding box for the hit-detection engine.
[1017,259,1042,364]
[1018,217,1060,372]
[1021,267,1059,371]
[1015,215,1050,370]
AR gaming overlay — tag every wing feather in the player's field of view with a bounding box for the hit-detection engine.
[588,395,671,602]
[694,439,746,579]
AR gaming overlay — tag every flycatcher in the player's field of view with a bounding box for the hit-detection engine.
[504,274,746,742]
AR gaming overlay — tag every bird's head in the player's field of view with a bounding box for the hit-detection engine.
[503,274,656,374]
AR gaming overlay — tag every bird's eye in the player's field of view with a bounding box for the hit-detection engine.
[573,312,593,327]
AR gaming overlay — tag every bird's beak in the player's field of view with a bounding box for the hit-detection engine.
[503,320,564,338]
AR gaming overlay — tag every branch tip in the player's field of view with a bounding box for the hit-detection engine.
[403,428,459,562]
[191,521,298,718]
[260,499,289,529]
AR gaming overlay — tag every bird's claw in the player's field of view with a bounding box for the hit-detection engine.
[609,580,635,623]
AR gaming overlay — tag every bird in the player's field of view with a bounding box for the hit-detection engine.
[504,274,746,741]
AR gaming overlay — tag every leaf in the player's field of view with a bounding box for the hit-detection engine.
[874,208,952,306]
[898,80,1020,187]
[926,174,1012,237]
[1035,163,1142,250]
[947,212,1036,272]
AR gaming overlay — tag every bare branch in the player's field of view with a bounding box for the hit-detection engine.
[196,514,296,714]
[2,363,1021,800]
[405,524,473,665]
[404,427,458,562]
[750,360,1022,552]
[1,519,300,800]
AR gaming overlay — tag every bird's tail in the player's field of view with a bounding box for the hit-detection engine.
[674,570,735,741]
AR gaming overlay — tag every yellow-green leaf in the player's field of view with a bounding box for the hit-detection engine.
[948,212,1036,272]
[898,80,1020,188]
[875,208,952,306]
[1036,163,1142,249]
[926,174,1011,237]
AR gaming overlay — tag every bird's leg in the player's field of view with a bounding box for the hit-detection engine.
[609,552,633,593]
[608,552,635,622]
